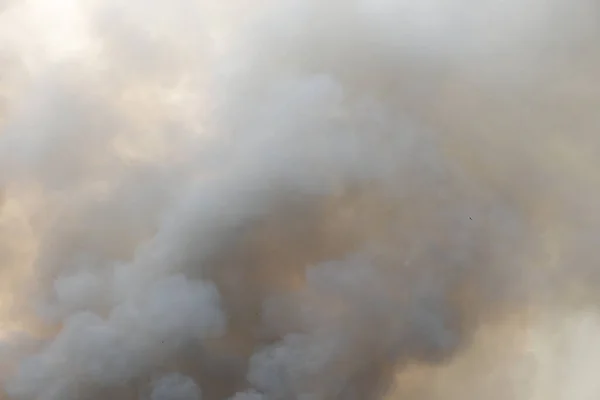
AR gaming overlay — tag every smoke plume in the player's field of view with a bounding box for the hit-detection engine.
[1,0,600,399]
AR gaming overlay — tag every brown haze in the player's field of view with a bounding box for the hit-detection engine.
[0,0,600,399]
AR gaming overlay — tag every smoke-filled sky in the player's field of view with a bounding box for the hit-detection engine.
[0,0,600,399]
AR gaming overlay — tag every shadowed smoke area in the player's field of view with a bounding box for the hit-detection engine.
[0,0,600,399]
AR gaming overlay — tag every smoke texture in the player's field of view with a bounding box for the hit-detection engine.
[1,0,600,399]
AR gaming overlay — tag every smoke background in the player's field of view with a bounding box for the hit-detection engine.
[0,0,600,399]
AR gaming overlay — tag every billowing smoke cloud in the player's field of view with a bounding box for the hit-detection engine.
[150,373,201,400]
[0,0,599,399]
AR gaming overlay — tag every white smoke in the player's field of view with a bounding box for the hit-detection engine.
[0,0,599,400]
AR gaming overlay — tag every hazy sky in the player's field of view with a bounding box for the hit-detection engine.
[1,1,600,400]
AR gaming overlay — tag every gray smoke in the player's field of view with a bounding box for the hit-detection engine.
[151,373,201,400]
[0,0,600,400]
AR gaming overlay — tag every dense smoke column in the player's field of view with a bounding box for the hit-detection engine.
[0,1,600,400]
